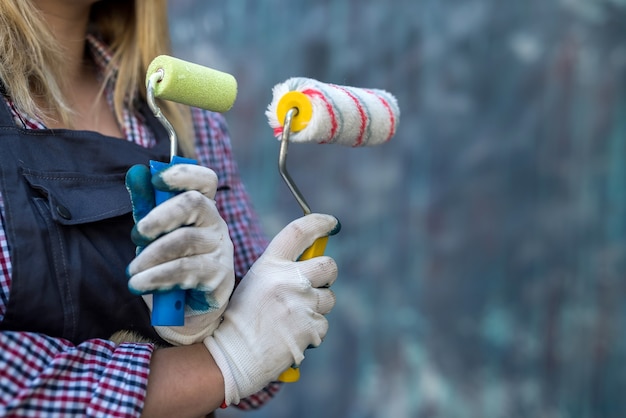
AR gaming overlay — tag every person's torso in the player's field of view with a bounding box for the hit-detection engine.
[0,96,171,344]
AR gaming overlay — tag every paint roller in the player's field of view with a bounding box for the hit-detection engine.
[144,55,237,326]
[266,77,400,382]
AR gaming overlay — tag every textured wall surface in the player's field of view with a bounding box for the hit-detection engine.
[168,1,626,417]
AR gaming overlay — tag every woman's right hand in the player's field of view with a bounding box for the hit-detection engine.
[203,213,340,406]
[125,163,235,345]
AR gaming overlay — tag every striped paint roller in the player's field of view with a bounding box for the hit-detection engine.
[266,77,400,147]
[267,77,400,383]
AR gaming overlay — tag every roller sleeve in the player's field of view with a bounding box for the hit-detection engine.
[266,77,400,146]
[146,55,237,112]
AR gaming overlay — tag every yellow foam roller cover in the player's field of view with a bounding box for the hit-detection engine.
[146,55,237,113]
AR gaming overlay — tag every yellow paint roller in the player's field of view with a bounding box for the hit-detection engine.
[267,77,400,382]
[144,55,237,326]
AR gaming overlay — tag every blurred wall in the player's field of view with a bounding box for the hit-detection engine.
[168,1,626,417]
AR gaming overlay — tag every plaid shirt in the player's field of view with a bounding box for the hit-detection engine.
[0,35,279,416]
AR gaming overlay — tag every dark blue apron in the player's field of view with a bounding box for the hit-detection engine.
[0,96,171,345]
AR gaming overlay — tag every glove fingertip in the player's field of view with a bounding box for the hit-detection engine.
[126,163,149,180]
[329,217,341,236]
[151,172,175,192]
[128,286,145,296]
[126,279,145,295]
[125,165,152,197]
[153,164,219,197]
[126,266,145,295]
[131,225,151,248]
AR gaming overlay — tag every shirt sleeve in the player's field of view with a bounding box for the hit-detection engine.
[191,108,282,409]
[0,155,156,417]
[0,331,154,417]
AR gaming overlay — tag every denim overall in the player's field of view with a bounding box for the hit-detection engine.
[0,97,171,345]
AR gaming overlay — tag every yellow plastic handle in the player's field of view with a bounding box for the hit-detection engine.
[277,235,329,383]
[299,235,328,261]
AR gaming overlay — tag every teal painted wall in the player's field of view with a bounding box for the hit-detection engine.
[169,1,626,416]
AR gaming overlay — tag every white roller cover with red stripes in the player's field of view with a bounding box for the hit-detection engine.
[266,77,400,147]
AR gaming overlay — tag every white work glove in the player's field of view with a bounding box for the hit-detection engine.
[204,213,340,406]
[125,163,235,345]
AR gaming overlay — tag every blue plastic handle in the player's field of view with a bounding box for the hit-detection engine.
[149,155,197,326]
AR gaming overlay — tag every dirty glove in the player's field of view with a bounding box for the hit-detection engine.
[204,213,340,406]
[125,163,235,345]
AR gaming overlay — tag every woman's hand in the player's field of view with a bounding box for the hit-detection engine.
[204,214,340,406]
[125,163,235,345]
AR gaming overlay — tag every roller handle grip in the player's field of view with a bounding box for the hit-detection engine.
[277,235,329,383]
[149,156,197,326]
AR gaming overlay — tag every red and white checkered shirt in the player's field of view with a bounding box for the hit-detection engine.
[0,35,279,416]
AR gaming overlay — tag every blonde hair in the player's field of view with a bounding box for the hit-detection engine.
[0,0,195,157]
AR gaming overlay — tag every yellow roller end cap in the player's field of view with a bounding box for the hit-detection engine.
[277,91,313,132]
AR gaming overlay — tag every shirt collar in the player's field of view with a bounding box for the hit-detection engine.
[86,33,114,71]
